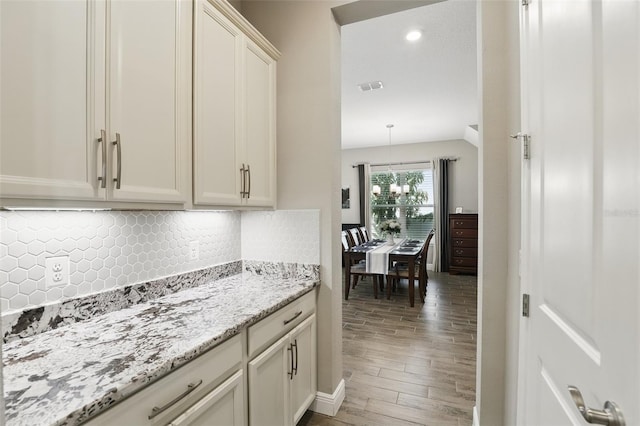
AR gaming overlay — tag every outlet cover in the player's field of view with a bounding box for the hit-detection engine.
[45,256,70,288]
[189,241,200,261]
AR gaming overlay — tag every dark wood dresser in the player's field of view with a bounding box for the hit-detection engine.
[449,213,478,275]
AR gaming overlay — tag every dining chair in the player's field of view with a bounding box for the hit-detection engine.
[358,226,371,243]
[348,227,363,246]
[386,229,435,303]
[342,230,384,296]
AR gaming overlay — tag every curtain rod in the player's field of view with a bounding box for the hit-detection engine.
[351,158,458,168]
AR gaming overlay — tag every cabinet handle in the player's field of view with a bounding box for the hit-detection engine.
[246,164,251,199]
[112,133,122,189]
[148,379,203,419]
[287,344,294,380]
[283,310,302,325]
[97,130,107,188]
[240,164,247,198]
[292,339,298,376]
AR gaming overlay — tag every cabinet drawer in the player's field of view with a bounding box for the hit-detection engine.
[248,291,315,359]
[451,218,477,229]
[452,238,477,248]
[86,335,242,426]
[451,257,477,267]
[452,247,478,258]
[451,228,478,238]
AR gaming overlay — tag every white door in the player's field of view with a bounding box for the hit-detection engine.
[108,0,190,204]
[519,0,639,425]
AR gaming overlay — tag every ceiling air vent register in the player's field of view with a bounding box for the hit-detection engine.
[357,81,384,92]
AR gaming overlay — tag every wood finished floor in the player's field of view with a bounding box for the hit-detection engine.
[298,271,478,426]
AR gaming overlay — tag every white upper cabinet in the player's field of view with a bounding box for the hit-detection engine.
[0,0,192,207]
[193,0,279,208]
[193,0,243,206]
[244,40,276,207]
[0,0,104,201]
[107,0,191,203]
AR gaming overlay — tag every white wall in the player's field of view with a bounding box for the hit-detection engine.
[504,0,522,423]
[476,0,520,424]
[241,0,344,397]
[341,139,479,224]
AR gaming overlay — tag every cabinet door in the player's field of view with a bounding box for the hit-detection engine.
[0,0,104,201]
[244,40,276,207]
[290,314,317,424]
[193,0,242,206]
[168,370,244,426]
[248,334,291,426]
[107,0,190,204]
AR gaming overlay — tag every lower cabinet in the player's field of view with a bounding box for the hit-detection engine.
[85,292,317,426]
[248,314,317,426]
[86,335,243,426]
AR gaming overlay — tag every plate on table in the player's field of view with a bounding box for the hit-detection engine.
[402,242,420,247]
[394,247,418,253]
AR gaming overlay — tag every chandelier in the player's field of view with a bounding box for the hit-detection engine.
[372,124,409,198]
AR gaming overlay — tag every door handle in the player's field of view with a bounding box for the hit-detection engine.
[246,164,251,199]
[287,344,294,380]
[97,130,107,188]
[112,133,122,189]
[292,339,298,376]
[568,386,625,426]
[240,164,247,198]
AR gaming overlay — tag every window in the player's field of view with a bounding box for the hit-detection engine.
[370,163,434,239]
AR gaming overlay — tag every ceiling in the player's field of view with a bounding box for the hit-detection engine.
[340,0,478,150]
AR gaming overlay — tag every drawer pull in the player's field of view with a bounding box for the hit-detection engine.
[148,379,203,419]
[283,311,303,325]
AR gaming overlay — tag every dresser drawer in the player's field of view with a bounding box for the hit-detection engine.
[452,238,477,248]
[451,228,478,238]
[451,218,477,229]
[452,247,478,258]
[451,257,477,267]
[248,291,315,359]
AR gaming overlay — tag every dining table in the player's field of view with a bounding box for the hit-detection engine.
[344,238,424,307]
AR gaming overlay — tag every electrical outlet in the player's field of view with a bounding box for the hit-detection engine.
[45,256,69,288]
[189,240,200,261]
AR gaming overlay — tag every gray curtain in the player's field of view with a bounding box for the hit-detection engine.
[435,158,451,272]
[357,163,372,232]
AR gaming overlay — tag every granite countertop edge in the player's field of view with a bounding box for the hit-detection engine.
[2,274,319,426]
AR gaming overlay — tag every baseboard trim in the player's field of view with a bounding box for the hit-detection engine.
[473,405,479,426]
[310,379,346,417]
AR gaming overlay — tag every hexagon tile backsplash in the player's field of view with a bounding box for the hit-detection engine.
[0,209,321,315]
[0,211,242,313]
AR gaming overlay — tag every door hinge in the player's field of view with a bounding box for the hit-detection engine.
[522,293,530,317]
[522,0,530,7]
[510,132,531,160]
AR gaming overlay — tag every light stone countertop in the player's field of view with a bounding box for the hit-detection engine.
[2,273,318,426]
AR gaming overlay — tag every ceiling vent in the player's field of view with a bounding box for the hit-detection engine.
[357,81,384,92]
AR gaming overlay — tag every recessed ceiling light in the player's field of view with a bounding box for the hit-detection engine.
[406,30,422,42]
